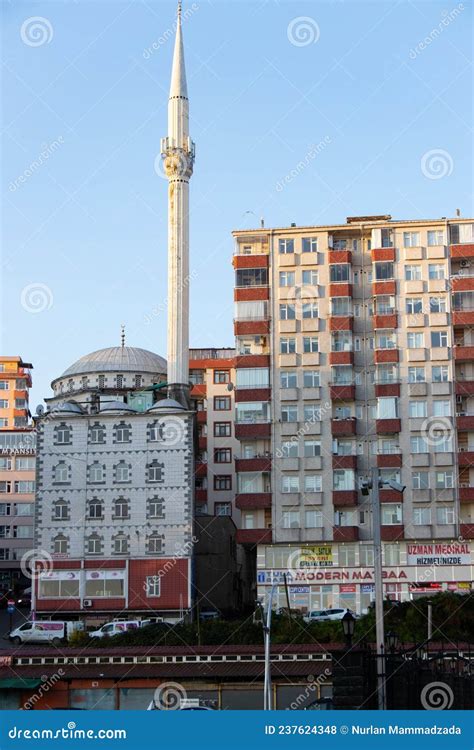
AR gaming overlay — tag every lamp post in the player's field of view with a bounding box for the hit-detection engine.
[341,611,356,649]
[256,582,277,710]
[386,630,399,653]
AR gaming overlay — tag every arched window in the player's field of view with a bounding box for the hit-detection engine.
[88,498,103,519]
[146,533,163,555]
[134,375,142,388]
[147,460,164,483]
[147,497,164,519]
[114,422,131,443]
[54,423,72,445]
[116,375,124,389]
[113,497,129,520]
[53,499,69,521]
[86,534,102,555]
[114,461,131,483]
[53,462,69,483]
[113,534,129,555]
[88,462,105,483]
[89,423,106,444]
[147,421,162,442]
[53,534,68,555]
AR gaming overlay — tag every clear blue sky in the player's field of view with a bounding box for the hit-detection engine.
[1,0,472,406]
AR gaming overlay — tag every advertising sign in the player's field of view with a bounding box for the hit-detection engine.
[407,543,471,566]
[298,546,333,568]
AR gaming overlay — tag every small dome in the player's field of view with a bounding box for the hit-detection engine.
[59,346,167,378]
[50,401,84,415]
[148,398,186,412]
[100,401,138,413]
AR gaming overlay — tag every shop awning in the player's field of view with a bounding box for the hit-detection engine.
[0,678,42,689]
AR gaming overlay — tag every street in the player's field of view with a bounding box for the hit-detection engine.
[0,607,30,649]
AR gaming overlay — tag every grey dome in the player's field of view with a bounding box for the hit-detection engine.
[60,346,167,378]
[148,398,186,412]
[100,401,138,413]
[50,401,84,415]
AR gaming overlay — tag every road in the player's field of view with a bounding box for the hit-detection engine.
[0,607,31,649]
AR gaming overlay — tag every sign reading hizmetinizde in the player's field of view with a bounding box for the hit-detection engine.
[407,543,471,566]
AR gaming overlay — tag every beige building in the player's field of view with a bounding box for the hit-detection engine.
[232,216,474,612]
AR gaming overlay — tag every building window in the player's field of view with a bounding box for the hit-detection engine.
[406,298,423,314]
[303,336,318,353]
[113,534,129,555]
[88,499,103,519]
[215,502,232,516]
[14,481,35,493]
[279,238,294,254]
[432,365,449,382]
[428,230,444,246]
[405,265,422,281]
[135,375,143,388]
[98,375,106,388]
[374,262,394,280]
[302,270,318,287]
[214,422,231,437]
[281,475,299,493]
[435,471,454,489]
[214,396,230,411]
[147,534,163,554]
[433,435,453,453]
[302,302,318,319]
[279,271,295,287]
[114,422,131,443]
[281,405,298,422]
[408,367,425,383]
[86,534,102,555]
[88,462,105,484]
[147,498,164,519]
[148,421,162,441]
[279,303,296,320]
[281,439,298,458]
[413,507,431,525]
[53,462,69,483]
[437,506,455,525]
[304,475,322,493]
[281,510,299,528]
[333,469,355,491]
[303,404,321,422]
[0,381,9,390]
[332,366,353,385]
[54,423,72,445]
[410,436,428,454]
[214,475,232,491]
[409,401,427,418]
[304,439,321,457]
[381,504,402,525]
[53,499,69,521]
[89,423,106,444]
[331,297,352,316]
[113,498,129,519]
[303,370,320,387]
[281,371,297,388]
[430,296,447,313]
[330,264,350,283]
[16,457,35,471]
[236,268,268,287]
[146,575,161,597]
[214,370,230,384]
[53,535,68,555]
[403,231,420,247]
[428,264,445,280]
[412,471,429,490]
[407,332,424,348]
[147,461,164,483]
[115,462,131,483]
[280,337,296,354]
[116,375,124,389]
[302,237,318,252]
[433,400,451,417]
[431,330,448,348]
[214,448,231,463]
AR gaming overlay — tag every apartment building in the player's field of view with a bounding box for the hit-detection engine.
[0,357,35,590]
[232,216,474,613]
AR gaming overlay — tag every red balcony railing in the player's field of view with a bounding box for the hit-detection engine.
[235,493,272,510]
[330,385,356,400]
[331,418,357,436]
[457,415,474,430]
[333,526,359,542]
[332,455,358,470]
[377,453,402,468]
[381,525,404,541]
[236,528,272,546]
[235,457,271,472]
[458,451,474,467]
[332,490,358,506]
[459,487,474,502]
[376,419,401,434]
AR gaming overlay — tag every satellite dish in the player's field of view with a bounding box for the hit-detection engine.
[226,382,234,392]
[35,405,45,416]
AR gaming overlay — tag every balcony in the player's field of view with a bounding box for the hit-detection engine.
[374,314,398,329]
[329,283,352,297]
[191,383,206,397]
[233,254,269,269]
[236,528,272,546]
[456,380,474,396]
[373,280,396,295]
[451,243,474,258]
[234,287,269,302]
[235,493,272,510]
[333,526,359,542]
[381,525,404,541]
[374,349,399,364]
[455,346,474,362]
[198,436,207,451]
[235,388,271,402]
[331,418,356,436]
[453,310,474,326]
[234,320,270,336]
[377,453,402,468]
[457,414,474,430]
[195,462,207,478]
[330,384,356,400]
[458,451,474,469]
[332,490,358,506]
[329,316,353,331]
[332,455,358,469]
[195,489,208,503]
[196,411,207,425]
[460,523,474,539]
[235,456,271,472]
[328,250,351,264]
[372,247,396,262]
[375,383,400,397]
[235,422,271,439]
[459,486,474,502]
[451,275,474,292]
[379,489,403,503]
[329,351,354,366]
[376,419,401,434]
[235,354,270,368]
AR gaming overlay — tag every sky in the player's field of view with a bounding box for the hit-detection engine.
[1,0,472,407]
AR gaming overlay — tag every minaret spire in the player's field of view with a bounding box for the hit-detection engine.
[161,3,195,408]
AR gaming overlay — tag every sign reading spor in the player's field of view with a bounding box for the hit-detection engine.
[407,543,471,566]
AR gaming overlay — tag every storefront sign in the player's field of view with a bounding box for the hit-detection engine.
[289,586,310,594]
[361,583,375,593]
[407,543,470,566]
[340,584,356,593]
[257,565,473,585]
[298,546,333,568]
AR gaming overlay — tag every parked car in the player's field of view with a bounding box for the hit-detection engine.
[199,609,220,621]
[304,608,357,623]
[90,620,141,638]
[8,620,83,646]
[16,587,31,609]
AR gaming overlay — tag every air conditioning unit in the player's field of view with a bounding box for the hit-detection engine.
[83,599,92,608]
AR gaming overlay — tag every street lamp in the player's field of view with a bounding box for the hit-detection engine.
[341,611,356,649]
[386,630,399,653]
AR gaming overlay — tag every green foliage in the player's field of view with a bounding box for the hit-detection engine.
[68,630,90,647]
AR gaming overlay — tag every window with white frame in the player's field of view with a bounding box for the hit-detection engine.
[406,298,423,314]
[405,265,422,281]
[303,336,319,353]
[428,230,444,246]
[304,439,321,457]
[403,231,420,247]
[147,497,164,519]
[280,337,296,354]
[433,435,453,453]
[381,504,402,525]
[281,439,298,458]
[54,424,72,445]
[280,371,297,388]
[436,506,455,525]
[302,270,318,285]
[333,469,355,491]
[305,509,323,528]
[331,297,352,316]
[236,368,270,389]
[53,499,69,520]
[147,461,164,483]
[89,463,104,483]
[376,364,398,384]
[281,405,298,422]
[281,510,300,528]
[302,302,318,319]
[89,499,103,519]
[302,237,318,252]
[89,423,106,444]
[413,507,431,525]
[430,296,447,313]
[147,534,163,554]
[374,262,394,280]
[412,471,429,490]
[428,264,445,280]
[303,404,321,422]
[375,295,395,314]
[279,238,294,254]
[435,471,454,489]
[376,332,397,349]
[86,534,102,555]
[114,423,131,443]
[279,271,295,287]
[376,397,398,419]
[53,535,68,555]
[281,475,300,493]
[113,534,129,555]
[431,330,448,348]
[146,575,161,597]
[280,303,296,320]
[409,401,427,418]
[407,332,424,348]
[383,544,400,565]
[113,498,129,519]
[115,462,130,483]
[433,400,451,417]
[410,436,428,453]
[432,365,449,382]
[408,367,425,383]
[303,370,320,387]
[53,462,69,483]
[304,475,322,493]
[330,264,350,283]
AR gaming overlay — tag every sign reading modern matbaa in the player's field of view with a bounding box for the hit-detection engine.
[298,546,333,568]
[407,543,471,566]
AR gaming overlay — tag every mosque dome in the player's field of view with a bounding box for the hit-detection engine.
[59,346,166,378]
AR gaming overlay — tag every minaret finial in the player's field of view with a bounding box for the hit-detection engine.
[120,324,125,348]
[177,1,182,21]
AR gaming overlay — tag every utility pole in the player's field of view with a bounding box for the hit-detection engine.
[262,583,277,710]
[427,601,433,641]
[371,466,386,711]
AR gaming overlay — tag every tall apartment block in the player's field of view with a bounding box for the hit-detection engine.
[232,217,474,613]
[0,357,35,590]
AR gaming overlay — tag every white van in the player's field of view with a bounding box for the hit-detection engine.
[9,620,83,646]
[90,620,141,638]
